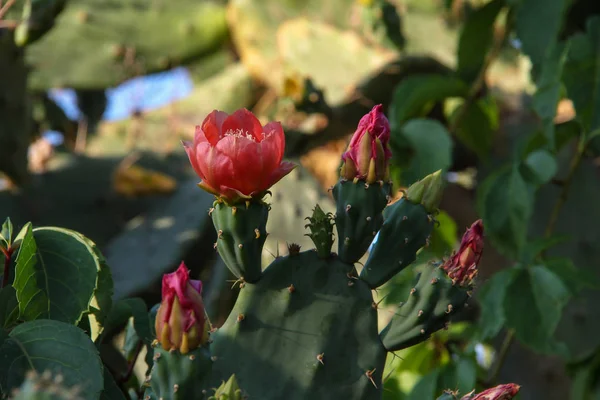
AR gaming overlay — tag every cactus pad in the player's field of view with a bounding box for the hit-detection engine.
[210,201,269,283]
[379,263,471,352]
[149,345,213,400]
[361,197,434,288]
[332,180,391,264]
[208,250,386,399]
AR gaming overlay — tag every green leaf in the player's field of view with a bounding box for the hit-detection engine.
[409,369,440,400]
[545,258,600,294]
[0,286,19,329]
[519,235,570,265]
[515,0,570,67]
[520,149,558,185]
[0,319,104,399]
[504,265,570,355]
[390,75,468,127]
[450,97,498,159]
[103,298,151,344]
[101,365,126,400]
[438,356,477,395]
[397,119,453,185]
[532,42,570,148]
[476,267,518,340]
[12,225,100,324]
[456,0,505,82]
[88,253,114,342]
[563,16,600,134]
[477,164,534,257]
[0,218,13,249]
[555,119,583,150]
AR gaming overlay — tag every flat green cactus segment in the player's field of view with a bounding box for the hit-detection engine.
[360,198,433,288]
[211,201,269,283]
[24,0,229,90]
[227,0,397,104]
[333,180,390,264]
[149,345,213,400]
[379,264,470,352]
[0,34,30,185]
[209,250,386,400]
[276,18,398,105]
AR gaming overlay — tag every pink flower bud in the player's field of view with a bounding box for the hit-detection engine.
[442,219,484,286]
[462,383,521,400]
[340,104,392,183]
[155,262,210,354]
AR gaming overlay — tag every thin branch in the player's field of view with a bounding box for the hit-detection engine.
[0,0,15,20]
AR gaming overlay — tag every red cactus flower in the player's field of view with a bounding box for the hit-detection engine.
[462,383,521,400]
[183,109,296,203]
[442,219,484,286]
[340,104,392,183]
[155,262,210,354]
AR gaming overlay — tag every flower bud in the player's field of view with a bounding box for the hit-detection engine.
[462,383,520,400]
[155,262,210,354]
[442,219,484,286]
[340,104,392,183]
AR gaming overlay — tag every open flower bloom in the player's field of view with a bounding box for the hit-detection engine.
[155,262,210,354]
[340,104,392,183]
[442,219,484,286]
[462,383,521,400]
[183,109,296,203]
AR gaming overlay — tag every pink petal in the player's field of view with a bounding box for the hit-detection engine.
[201,110,229,145]
[214,135,264,195]
[182,141,206,181]
[261,161,297,191]
[222,109,264,141]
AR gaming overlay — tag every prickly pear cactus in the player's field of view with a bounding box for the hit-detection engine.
[9,370,83,400]
[202,171,476,399]
[227,0,398,103]
[24,0,229,90]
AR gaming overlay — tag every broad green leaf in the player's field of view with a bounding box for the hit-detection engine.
[532,42,570,148]
[520,149,558,185]
[101,365,126,400]
[0,319,104,399]
[477,164,534,257]
[438,356,477,396]
[12,225,100,324]
[476,267,518,340]
[563,16,600,134]
[409,369,440,400]
[456,0,505,82]
[504,265,570,355]
[520,235,570,265]
[103,298,151,344]
[545,258,600,295]
[0,286,19,329]
[398,119,453,185]
[390,75,468,127]
[0,218,12,249]
[450,97,497,159]
[515,0,570,66]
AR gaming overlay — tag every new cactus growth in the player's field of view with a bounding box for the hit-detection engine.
[166,107,488,398]
[304,204,335,258]
[10,370,82,400]
[208,375,245,400]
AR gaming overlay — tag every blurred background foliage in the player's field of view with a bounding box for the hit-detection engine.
[1,0,600,398]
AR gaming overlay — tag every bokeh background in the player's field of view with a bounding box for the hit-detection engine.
[1,0,600,398]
